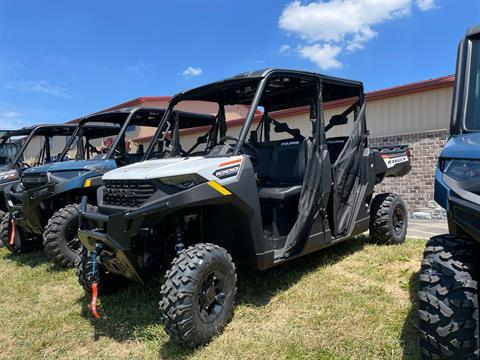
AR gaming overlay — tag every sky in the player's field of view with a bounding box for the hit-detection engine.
[0,0,479,128]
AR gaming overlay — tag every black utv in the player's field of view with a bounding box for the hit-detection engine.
[0,124,80,243]
[76,69,412,346]
[2,108,215,268]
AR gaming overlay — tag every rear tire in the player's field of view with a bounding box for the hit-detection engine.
[369,193,407,244]
[43,203,96,268]
[159,243,237,347]
[0,212,40,253]
[418,234,479,359]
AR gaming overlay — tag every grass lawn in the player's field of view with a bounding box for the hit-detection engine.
[0,236,423,359]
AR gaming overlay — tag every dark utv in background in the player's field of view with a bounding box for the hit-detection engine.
[76,68,412,346]
[418,25,480,359]
[0,125,78,243]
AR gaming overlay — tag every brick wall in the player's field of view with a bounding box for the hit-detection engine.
[370,129,449,219]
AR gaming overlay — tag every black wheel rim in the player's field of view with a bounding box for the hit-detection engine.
[65,218,81,254]
[392,205,406,237]
[197,270,226,323]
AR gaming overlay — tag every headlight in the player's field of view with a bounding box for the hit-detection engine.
[0,171,18,182]
[47,170,88,183]
[159,174,206,191]
[443,159,480,194]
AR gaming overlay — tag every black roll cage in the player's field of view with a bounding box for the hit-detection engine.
[145,69,365,159]
[65,107,217,163]
[12,125,78,169]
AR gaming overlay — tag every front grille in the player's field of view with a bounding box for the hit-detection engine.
[103,180,156,207]
[21,172,48,190]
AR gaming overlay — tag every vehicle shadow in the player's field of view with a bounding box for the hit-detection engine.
[400,270,421,359]
[1,249,53,268]
[79,235,368,359]
[236,235,367,307]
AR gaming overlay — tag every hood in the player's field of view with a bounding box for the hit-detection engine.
[0,168,19,184]
[103,157,208,180]
[23,159,117,175]
[103,156,241,181]
[441,133,480,160]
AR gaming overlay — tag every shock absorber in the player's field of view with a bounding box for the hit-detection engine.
[173,213,185,254]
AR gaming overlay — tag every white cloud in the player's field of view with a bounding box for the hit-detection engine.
[299,43,343,70]
[182,66,203,78]
[0,111,29,129]
[279,0,435,69]
[5,80,72,99]
[128,60,151,75]
[415,0,436,11]
[279,44,291,53]
[1,111,20,119]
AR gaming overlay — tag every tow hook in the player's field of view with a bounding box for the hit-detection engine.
[8,217,16,246]
[88,245,103,319]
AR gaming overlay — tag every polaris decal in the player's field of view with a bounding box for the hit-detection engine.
[383,155,408,169]
[281,141,299,146]
[213,164,240,179]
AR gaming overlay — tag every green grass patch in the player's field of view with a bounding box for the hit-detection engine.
[0,237,423,359]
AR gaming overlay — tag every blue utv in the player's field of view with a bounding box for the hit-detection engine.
[418,24,480,359]
[2,108,215,268]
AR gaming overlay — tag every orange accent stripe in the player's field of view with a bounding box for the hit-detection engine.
[9,219,15,246]
[90,283,101,319]
[218,158,242,167]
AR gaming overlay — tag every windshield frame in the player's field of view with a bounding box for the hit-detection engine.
[464,37,480,132]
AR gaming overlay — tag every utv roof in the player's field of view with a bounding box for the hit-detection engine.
[171,68,364,111]
[466,24,480,37]
[79,107,215,129]
[2,124,119,139]
[5,124,78,138]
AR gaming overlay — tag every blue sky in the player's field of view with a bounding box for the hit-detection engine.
[0,0,479,128]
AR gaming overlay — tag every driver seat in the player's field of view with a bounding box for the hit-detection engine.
[257,138,307,202]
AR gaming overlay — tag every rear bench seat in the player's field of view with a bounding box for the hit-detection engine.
[255,138,308,202]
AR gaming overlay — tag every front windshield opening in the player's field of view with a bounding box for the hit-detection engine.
[22,134,71,167]
[60,120,122,162]
[146,102,247,160]
[466,38,480,131]
[0,137,20,170]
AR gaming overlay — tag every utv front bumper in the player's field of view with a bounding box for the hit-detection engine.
[78,181,235,283]
[435,168,480,242]
[5,183,56,235]
[78,203,167,283]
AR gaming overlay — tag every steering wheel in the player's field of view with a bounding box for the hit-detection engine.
[218,136,259,162]
[18,161,30,168]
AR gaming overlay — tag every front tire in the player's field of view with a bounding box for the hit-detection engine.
[418,234,479,359]
[159,243,237,347]
[369,193,408,244]
[43,203,96,268]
